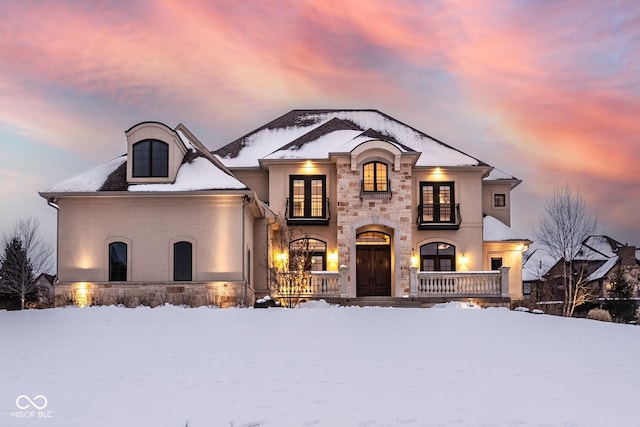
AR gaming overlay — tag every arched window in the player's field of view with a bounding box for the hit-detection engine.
[174,241,193,281]
[289,238,327,271]
[420,242,456,272]
[133,140,169,177]
[109,242,127,281]
[362,161,388,192]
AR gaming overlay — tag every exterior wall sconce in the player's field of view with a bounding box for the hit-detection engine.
[410,254,420,268]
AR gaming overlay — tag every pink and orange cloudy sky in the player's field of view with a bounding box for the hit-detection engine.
[1,0,639,253]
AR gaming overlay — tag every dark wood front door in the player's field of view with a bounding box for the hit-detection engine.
[356,245,391,296]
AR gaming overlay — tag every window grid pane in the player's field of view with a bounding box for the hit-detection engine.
[363,163,375,191]
[292,180,305,217]
[310,179,323,217]
[151,141,169,177]
[133,141,150,177]
[376,163,388,191]
[422,186,434,222]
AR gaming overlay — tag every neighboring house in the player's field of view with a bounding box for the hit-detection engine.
[32,273,55,307]
[41,110,531,307]
[525,236,640,307]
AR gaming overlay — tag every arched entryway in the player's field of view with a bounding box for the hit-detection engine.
[356,231,391,296]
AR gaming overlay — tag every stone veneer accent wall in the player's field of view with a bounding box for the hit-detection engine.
[335,158,414,296]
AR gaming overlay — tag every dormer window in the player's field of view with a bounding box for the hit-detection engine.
[133,140,169,177]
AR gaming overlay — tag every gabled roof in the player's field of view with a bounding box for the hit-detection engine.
[42,124,248,194]
[214,109,491,168]
[578,235,623,260]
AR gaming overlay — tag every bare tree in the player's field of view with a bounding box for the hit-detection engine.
[535,186,597,317]
[271,218,313,308]
[0,218,54,309]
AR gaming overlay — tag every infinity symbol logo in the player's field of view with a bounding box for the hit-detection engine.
[16,395,48,410]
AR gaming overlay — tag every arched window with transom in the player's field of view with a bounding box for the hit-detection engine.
[289,238,327,271]
[420,242,456,272]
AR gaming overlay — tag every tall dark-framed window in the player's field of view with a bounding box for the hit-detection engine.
[289,238,327,271]
[174,241,193,281]
[420,182,455,223]
[363,161,388,192]
[420,242,456,271]
[133,139,169,177]
[289,175,326,218]
[109,242,127,281]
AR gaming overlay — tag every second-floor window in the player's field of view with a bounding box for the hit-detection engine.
[290,175,326,219]
[420,182,455,223]
[362,161,388,192]
[133,140,169,177]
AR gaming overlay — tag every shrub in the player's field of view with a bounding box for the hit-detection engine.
[587,308,612,322]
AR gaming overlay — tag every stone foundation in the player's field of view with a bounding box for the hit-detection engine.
[54,282,253,308]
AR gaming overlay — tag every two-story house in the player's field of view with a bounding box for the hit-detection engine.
[41,109,530,307]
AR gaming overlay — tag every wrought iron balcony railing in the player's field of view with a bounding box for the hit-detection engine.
[285,197,330,225]
[416,203,461,230]
[360,179,392,200]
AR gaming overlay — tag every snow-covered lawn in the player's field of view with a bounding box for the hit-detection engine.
[2,302,639,426]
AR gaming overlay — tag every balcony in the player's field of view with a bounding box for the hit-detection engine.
[360,179,392,200]
[417,203,461,230]
[285,197,330,225]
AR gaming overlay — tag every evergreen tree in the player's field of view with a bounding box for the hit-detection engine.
[0,237,35,309]
[604,267,637,324]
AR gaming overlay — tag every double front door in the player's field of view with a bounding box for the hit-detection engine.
[356,245,391,297]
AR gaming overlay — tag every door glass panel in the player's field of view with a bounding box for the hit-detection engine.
[363,163,375,191]
[422,185,434,222]
[292,179,305,217]
[310,179,323,217]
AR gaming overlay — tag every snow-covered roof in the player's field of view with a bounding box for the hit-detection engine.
[215,110,492,169]
[579,236,622,259]
[128,157,246,191]
[483,215,530,242]
[587,256,619,282]
[46,156,127,193]
[42,124,248,194]
[522,245,556,282]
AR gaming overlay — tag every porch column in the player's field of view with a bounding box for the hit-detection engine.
[500,266,510,298]
[339,265,349,298]
[409,266,418,297]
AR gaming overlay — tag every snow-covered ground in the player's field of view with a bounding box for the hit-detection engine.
[2,302,639,427]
